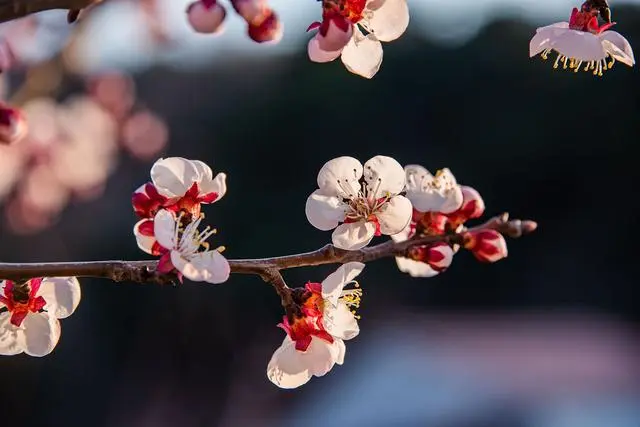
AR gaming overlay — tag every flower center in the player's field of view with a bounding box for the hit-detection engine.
[339,281,363,319]
[174,213,224,256]
[323,0,366,23]
[0,281,47,327]
[335,173,392,226]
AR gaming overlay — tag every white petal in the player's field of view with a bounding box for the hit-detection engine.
[405,166,463,214]
[552,30,606,61]
[395,256,439,277]
[171,250,230,284]
[150,157,199,198]
[22,312,61,357]
[305,336,340,377]
[376,195,412,235]
[153,210,177,249]
[319,19,353,51]
[316,156,363,198]
[133,219,157,255]
[308,36,343,63]
[332,221,376,250]
[192,160,227,201]
[305,190,346,231]
[37,277,81,319]
[321,261,365,305]
[363,155,405,196]
[0,312,22,355]
[536,22,569,32]
[322,302,359,340]
[267,337,312,389]
[334,338,346,365]
[390,222,411,243]
[366,0,409,42]
[600,31,635,66]
[341,32,383,79]
[529,24,570,57]
[529,26,557,57]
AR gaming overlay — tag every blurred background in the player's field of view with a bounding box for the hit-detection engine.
[1,0,640,426]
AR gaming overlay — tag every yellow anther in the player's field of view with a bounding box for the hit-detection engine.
[216,245,226,253]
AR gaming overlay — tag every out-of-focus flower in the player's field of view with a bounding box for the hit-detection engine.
[530,7,634,75]
[463,229,508,263]
[267,262,364,389]
[305,155,412,250]
[0,277,81,357]
[0,102,27,145]
[150,209,230,284]
[307,0,410,78]
[121,110,168,160]
[186,0,227,34]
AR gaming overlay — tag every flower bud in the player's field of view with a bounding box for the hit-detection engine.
[417,212,448,235]
[409,242,454,271]
[447,186,485,227]
[186,0,227,34]
[231,0,267,23]
[248,10,282,43]
[0,103,27,145]
[463,230,508,263]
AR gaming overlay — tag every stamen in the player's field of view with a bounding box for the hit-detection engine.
[339,281,363,319]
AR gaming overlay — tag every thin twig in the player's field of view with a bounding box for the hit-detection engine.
[0,214,537,286]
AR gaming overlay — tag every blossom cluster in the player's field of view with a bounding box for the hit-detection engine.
[0,153,520,392]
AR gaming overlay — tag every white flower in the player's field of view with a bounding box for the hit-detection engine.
[0,277,81,357]
[153,209,230,284]
[267,262,364,389]
[404,165,463,214]
[307,0,409,78]
[150,157,227,203]
[306,155,412,250]
[529,8,634,76]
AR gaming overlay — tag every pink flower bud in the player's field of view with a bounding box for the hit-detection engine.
[231,0,267,23]
[463,230,507,263]
[0,103,27,145]
[409,242,454,272]
[447,186,485,227]
[248,10,282,43]
[186,0,227,34]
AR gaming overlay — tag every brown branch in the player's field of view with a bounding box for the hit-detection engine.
[0,0,95,24]
[0,214,537,289]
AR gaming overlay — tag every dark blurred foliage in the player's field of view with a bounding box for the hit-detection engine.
[1,7,640,427]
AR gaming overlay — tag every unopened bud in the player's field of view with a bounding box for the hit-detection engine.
[448,186,485,227]
[409,242,454,271]
[231,0,267,23]
[186,0,227,34]
[463,230,508,263]
[0,103,27,145]
[248,10,282,43]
